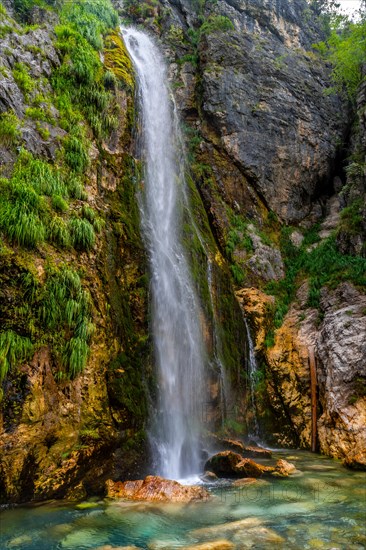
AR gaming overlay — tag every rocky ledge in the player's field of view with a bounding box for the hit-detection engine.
[105,476,210,503]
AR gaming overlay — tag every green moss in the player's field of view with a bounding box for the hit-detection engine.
[104,31,134,90]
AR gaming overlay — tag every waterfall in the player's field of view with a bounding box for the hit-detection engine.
[122,27,207,480]
[244,317,259,438]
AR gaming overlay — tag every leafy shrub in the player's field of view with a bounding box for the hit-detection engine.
[39,266,94,378]
[312,16,366,101]
[200,15,234,35]
[68,217,95,251]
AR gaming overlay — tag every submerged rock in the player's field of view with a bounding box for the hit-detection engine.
[232,477,259,487]
[105,476,210,503]
[190,517,263,538]
[182,541,235,550]
[200,471,218,482]
[272,459,297,477]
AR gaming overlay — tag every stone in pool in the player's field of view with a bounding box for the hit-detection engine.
[181,540,235,549]
[105,476,210,503]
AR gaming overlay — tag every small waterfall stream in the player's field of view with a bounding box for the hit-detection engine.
[244,317,260,438]
[122,27,207,480]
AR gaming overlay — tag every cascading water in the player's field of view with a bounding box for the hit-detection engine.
[122,27,207,480]
[244,317,260,438]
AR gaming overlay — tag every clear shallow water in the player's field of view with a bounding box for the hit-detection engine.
[1,450,365,549]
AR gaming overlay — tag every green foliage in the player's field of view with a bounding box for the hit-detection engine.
[123,0,158,21]
[63,134,89,174]
[68,217,95,251]
[52,194,68,213]
[0,179,47,248]
[200,15,234,35]
[0,110,21,147]
[0,330,33,383]
[60,0,118,51]
[54,6,120,140]
[340,198,363,234]
[230,263,245,285]
[312,16,366,101]
[67,174,88,200]
[12,62,34,96]
[266,228,366,328]
[0,2,7,16]
[37,266,94,378]
[48,215,70,247]
[62,337,89,378]
[13,0,58,23]
[25,106,55,124]
[13,149,68,197]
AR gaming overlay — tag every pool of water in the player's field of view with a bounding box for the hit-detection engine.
[1,450,365,549]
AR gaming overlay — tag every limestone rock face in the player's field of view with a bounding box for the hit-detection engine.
[199,0,346,223]
[240,282,366,468]
[316,284,366,468]
[162,0,346,225]
[105,476,210,502]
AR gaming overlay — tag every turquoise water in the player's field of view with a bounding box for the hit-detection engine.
[1,450,365,549]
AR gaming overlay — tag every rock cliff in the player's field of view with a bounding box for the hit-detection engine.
[123,0,365,468]
[0,0,365,506]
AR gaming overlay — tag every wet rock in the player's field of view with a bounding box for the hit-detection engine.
[204,451,275,478]
[272,459,297,477]
[342,452,366,471]
[232,477,258,487]
[105,476,210,503]
[316,284,366,469]
[235,288,275,351]
[220,438,244,453]
[200,471,218,482]
[204,451,243,477]
[242,446,272,459]
[234,458,275,478]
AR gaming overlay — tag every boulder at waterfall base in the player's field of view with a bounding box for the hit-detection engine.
[105,476,210,502]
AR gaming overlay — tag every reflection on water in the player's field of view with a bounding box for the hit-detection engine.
[1,450,365,549]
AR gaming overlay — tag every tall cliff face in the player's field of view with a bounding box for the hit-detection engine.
[121,0,365,468]
[157,0,347,223]
[0,3,152,503]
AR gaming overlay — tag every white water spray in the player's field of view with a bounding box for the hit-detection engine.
[122,27,207,479]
